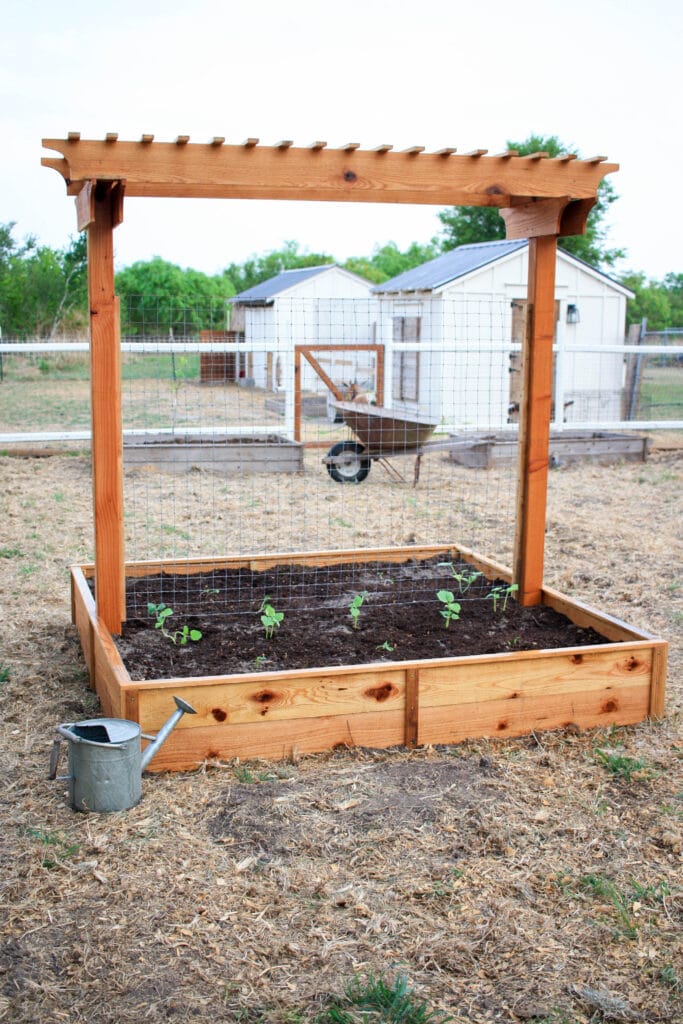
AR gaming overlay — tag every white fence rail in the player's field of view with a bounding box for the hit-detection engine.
[1,338,681,444]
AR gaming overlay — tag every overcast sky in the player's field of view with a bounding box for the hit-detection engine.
[2,0,681,280]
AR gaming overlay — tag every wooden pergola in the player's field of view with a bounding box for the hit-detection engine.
[43,135,618,636]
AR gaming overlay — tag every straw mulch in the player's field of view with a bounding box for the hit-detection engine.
[0,443,681,1023]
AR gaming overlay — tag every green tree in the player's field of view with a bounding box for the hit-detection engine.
[437,134,625,268]
[223,240,334,294]
[620,271,683,330]
[0,222,88,337]
[343,240,438,284]
[116,257,236,335]
[662,273,683,327]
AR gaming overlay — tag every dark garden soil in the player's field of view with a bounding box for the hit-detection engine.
[114,555,611,679]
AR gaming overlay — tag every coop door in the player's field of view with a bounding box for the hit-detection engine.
[392,316,420,403]
[508,300,559,422]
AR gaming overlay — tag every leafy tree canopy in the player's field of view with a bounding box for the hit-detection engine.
[116,256,236,335]
[0,223,87,338]
[437,134,625,268]
[223,240,334,294]
[343,240,439,284]
[620,271,683,330]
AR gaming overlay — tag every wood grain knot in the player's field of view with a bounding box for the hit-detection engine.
[343,170,357,182]
[211,708,227,722]
[571,654,584,664]
[364,682,397,702]
[497,720,508,731]
[253,690,276,703]
[601,699,619,713]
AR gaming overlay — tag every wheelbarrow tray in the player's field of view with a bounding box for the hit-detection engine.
[329,401,440,456]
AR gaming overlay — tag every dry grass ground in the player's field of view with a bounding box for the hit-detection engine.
[0,440,681,1024]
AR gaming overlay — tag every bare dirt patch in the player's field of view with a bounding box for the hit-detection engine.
[0,448,681,1024]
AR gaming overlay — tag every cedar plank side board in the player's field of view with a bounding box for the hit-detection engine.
[69,544,667,771]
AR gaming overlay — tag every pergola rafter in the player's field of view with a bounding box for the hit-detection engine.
[42,134,619,634]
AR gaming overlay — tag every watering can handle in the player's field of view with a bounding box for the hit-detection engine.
[54,724,126,748]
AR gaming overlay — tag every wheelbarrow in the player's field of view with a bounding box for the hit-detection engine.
[323,400,441,484]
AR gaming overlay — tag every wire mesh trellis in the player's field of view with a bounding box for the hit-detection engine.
[117,295,521,620]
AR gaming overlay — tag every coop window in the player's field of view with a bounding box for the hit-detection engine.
[392,315,421,402]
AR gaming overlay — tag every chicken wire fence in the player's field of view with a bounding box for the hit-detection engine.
[2,300,681,622]
[118,295,519,620]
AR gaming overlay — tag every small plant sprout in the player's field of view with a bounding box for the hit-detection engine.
[254,654,269,668]
[147,602,202,646]
[258,596,284,640]
[487,583,519,613]
[349,590,368,629]
[377,641,395,653]
[436,590,461,628]
[438,563,483,594]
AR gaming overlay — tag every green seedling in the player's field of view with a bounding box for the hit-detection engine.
[577,873,638,939]
[436,590,461,628]
[202,586,220,596]
[0,547,22,559]
[0,664,10,683]
[594,747,653,782]
[349,590,368,629]
[438,562,483,594]
[318,972,451,1024]
[147,602,202,646]
[377,641,395,653]
[487,582,519,613]
[258,595,284,640]
[254,654,269,668]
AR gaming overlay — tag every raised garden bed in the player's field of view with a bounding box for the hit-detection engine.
[449,430,650,468]
[70,544,667,772]
[123,432,303,475]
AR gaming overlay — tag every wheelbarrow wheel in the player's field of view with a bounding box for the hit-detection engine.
[326,441,371,484]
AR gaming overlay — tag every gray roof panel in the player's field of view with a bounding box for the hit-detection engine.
[373,240,528,293]
[231,264,336,303]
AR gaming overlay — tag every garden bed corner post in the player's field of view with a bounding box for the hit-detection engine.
[78,179,126,635]
[514,233,558,607]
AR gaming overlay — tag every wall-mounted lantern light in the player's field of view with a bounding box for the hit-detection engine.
[566,303,580,324]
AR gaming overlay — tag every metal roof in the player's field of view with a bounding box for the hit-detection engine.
[373,240,527,293]
[230,264,337,303]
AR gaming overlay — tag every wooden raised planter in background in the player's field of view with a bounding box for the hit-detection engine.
[70,544,667,772]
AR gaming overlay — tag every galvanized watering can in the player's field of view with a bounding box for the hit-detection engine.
[49,696,196,813]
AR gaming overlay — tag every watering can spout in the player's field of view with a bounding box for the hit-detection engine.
[140,696,197,771]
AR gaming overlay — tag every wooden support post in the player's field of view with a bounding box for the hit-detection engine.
[513,235,558,606]
[404,667,420,748]
[375,344,385,406]
[87,182,125,634]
